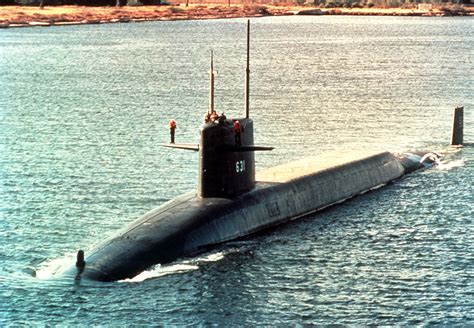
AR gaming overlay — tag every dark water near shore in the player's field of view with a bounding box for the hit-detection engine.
[1,16,473,325]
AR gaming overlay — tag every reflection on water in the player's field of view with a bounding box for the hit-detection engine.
[0,16,473,325]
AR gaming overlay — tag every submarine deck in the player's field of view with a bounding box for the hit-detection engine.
[256,149,391,183]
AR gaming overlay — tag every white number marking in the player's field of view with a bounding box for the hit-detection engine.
[235,160,246,173]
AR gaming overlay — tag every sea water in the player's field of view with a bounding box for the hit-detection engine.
[0,16,472,325]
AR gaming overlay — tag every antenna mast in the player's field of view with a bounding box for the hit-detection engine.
[245,20,250,119]
[209,50,215,114]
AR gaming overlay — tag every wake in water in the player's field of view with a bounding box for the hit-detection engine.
[119,251,226,283]
[436,159,465,171]
[435,146,466,171]
[120,264,200,283]
[35,252,77,280]
[415,145,466,172]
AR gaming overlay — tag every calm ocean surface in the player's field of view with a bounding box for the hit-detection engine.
[1,16,473,325]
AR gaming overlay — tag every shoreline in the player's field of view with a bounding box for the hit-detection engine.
[1,4,472,29]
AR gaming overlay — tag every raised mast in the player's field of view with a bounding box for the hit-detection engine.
[245,20,250,119]
[209,50,215,114]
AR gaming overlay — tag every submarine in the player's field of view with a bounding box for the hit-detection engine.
[63,21,464,282]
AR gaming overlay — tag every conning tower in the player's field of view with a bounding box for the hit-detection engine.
[198,118,256,198]
[163,20,272,199]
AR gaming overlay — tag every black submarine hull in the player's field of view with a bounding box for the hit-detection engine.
[65,150,437,282]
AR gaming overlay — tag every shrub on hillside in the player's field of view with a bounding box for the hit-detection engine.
[167,6,184,13]
[243,5,270,16]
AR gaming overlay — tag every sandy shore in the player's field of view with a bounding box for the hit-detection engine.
[0,4,472,28]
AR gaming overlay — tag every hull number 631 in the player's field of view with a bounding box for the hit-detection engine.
[236,160,246,173]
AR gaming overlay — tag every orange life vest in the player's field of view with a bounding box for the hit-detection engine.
[234,121,241,133]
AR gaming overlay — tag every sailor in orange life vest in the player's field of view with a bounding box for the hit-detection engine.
[168,119,176,144]
[210,111,218,123]
[234,120,241,146]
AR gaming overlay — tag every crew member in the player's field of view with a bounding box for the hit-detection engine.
[210,111,218,122]
[234,120,241,146]
[168,119,176,144]
[218,112,227,124]
[204,112,211,123]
